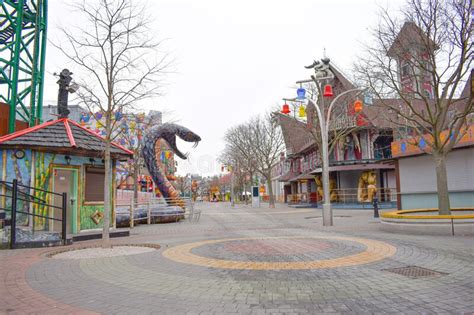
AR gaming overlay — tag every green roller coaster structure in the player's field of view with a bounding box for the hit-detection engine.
[0,0,47,133]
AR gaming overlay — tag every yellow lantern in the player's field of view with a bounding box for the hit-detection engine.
[298,105,306,118]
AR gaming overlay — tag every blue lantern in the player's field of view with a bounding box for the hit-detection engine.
[297,88,306,100]
[364,93,373,105]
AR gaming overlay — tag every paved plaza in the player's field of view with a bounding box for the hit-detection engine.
[1,203,473,314]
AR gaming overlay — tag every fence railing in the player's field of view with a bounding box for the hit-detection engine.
[287,188,398,205]
[115,197,200,228]
[0,179,67,249]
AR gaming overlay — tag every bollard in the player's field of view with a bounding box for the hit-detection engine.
[373,196,379,218]
[147,203,151,225]
[130,199,134,228]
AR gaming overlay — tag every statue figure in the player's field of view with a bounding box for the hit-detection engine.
[56,69,73,118]
[342,132,361,160]
[314,175,338,202]
[357,171,377,202]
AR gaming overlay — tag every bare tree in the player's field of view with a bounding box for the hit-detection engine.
[355,0,472,214]
[223,114,285,208]
[219,146,255,203]
[54,0,170,246]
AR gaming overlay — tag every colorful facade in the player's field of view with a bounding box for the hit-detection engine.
[275,66,396,207]
[0,118,132,236]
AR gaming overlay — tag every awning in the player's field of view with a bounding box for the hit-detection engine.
[295,173,315,181]
[310,163,395,174]
[278,172,298,182]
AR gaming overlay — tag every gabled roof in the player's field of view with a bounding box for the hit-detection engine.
[0,118,133,159]
[329,64,356,91]
[274,112,314,156]
[387,22,438,58]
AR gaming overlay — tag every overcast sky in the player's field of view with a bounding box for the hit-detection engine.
[44,0,404,176]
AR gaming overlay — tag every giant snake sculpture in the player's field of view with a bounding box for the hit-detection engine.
[142,123,201,208]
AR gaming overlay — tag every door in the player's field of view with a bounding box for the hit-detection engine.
[52,168,78,234]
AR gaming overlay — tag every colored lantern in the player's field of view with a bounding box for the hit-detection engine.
[323,84,334,97]
[297,88,306,100]
[364,93,373,105]
[281,103,290,114]
[354,99,363,113]
[165,151,171,159]
[298,105,306,118]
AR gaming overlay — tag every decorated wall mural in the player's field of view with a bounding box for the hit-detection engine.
[1,149,33,225]
[0,148,111,232]
[77,110,176,192]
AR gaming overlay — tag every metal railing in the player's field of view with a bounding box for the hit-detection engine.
[0,179,67,249]
[115,197,200,228]
[287,188,398,206]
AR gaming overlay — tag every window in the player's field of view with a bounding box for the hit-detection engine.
[85,166,105,202]
[401,63,410,77]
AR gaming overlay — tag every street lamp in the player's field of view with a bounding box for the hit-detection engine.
[291,59,365,226]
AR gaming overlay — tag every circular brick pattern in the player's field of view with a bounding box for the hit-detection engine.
[52,246,156,260]
[223,239,333,255]
[162,236,397,270]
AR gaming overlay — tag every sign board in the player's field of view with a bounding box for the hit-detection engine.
[251,186,260,208]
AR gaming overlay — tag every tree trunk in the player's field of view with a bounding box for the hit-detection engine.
[102,139,111,248]
[267,175,275,208]
[133,158,139,203]
[433,152,451,215]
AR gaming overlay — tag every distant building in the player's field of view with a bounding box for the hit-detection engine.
[42,104,87,122]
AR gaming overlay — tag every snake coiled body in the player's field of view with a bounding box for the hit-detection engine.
[142,123,201,208]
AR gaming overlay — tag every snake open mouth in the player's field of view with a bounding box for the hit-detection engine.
[163,126,201,160]
[141,123,201,206]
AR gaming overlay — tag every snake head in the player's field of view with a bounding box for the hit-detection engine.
[156,123,201,160]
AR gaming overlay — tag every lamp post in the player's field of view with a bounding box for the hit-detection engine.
[291,60,364,226]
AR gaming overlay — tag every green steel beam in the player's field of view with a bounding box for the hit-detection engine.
[0,0,47,133]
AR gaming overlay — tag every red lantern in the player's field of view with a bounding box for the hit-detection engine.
[281,103,291,114]
[354,100,363,113]
[323,84,334,97]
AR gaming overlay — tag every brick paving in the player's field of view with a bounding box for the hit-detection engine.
[1,202,473,314]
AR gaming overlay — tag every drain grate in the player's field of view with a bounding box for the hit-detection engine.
[382,266,448,278]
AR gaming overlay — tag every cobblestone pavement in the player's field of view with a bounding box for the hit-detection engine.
[1,202,473,314]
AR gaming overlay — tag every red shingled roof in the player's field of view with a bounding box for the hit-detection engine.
[0,118,133,158]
